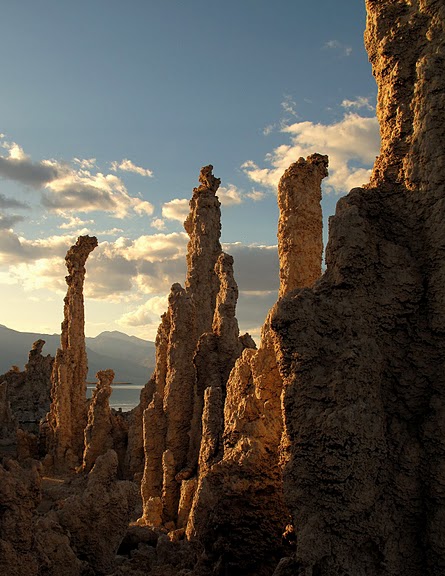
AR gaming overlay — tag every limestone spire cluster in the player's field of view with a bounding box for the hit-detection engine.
[46,235,98,471]
[140,166,251,529]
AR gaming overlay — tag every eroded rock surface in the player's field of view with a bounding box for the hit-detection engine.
[0,340,53,433]
[185,154,327,575]
[58,450,138,575]
[272,2,445,575]
[139,167,251,531]
[46,235,98,472]
[82,369,114,473]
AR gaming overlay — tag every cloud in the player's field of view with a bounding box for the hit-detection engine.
[223,243,279,292]
[151,218,166,231]
[242,112,380,194]
[281,95,298,118]
[0,214,25,230]
[162,198,189,222]
[59,215,95,230]
[73,158,97,170]
[341,97,375,111]
[119,295,168,327]
[0,140,60,186]
[218,185,242,206]
[0,136,154,218]
[111,159,153,177]
[246,189,266,202]
[42,166,154,218]
[0,193,29,210]
[324,39,352,56]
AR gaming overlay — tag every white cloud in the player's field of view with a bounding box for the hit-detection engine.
[324,40,352,56]
[281,95,298,118]
[242,112,380,194]
[246,189,266,202]
[42,165,154,218]
[111,158,153,178]
[119,295,168,327]
[162,198,189,222]
[341,97,375,111]
[0,136,154,218]
[59,215,95,230]
[151,218,166,231]
[73,157,97,169]
[218,185,242,206]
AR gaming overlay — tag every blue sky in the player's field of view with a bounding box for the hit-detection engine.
[0,0,379,342]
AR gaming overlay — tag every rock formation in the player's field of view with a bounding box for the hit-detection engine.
[46,235,98,472]
[58,450,138,575]
[271,2,445,575]
[139,166,252,530]
[0,458,87,576]
[184,154,327,575]
[0,340,53,433]
[278,154,328,296]
[82,369,114,472]
[0,382,17,453]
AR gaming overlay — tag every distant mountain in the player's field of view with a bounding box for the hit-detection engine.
[0,325,155,385]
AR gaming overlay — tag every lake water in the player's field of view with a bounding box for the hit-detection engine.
[86,384,143,412]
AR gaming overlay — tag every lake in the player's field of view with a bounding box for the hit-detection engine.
[86,384,143,412]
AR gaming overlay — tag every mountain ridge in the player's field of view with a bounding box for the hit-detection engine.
[0,324,155,385]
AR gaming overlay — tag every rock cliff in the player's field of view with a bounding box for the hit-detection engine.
[46,235,98,472]
[272,2,445,575]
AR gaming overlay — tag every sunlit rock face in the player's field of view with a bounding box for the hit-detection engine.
[272,2,445,574]
[139,166,252,529]
[46,235,98,472]
[184,154,326,576]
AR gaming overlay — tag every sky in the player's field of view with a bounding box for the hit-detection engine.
[0,0,380,342]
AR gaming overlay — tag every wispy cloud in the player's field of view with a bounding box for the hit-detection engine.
[59,215,95,230]
[111,158,153,177]
[73,157,97,170]
[242,112,380,194]
[323,39,352,57]
[281,95,298,118]
[341,96,375,111]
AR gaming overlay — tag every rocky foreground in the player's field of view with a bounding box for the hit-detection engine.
[1,1,445,575]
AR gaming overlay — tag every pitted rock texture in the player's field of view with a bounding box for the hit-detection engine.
[82,369,114,472]
[0,340,53,433]
[0,459,86,576]
[46,235,98,472]
[184,164,222,338]
[139,167,250,530]
[57,450,138,575]
[278,154,328,297]
[0,382,17,448]
[184,155,325,575]
[365,0,445,191]
[271,2,445,575]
